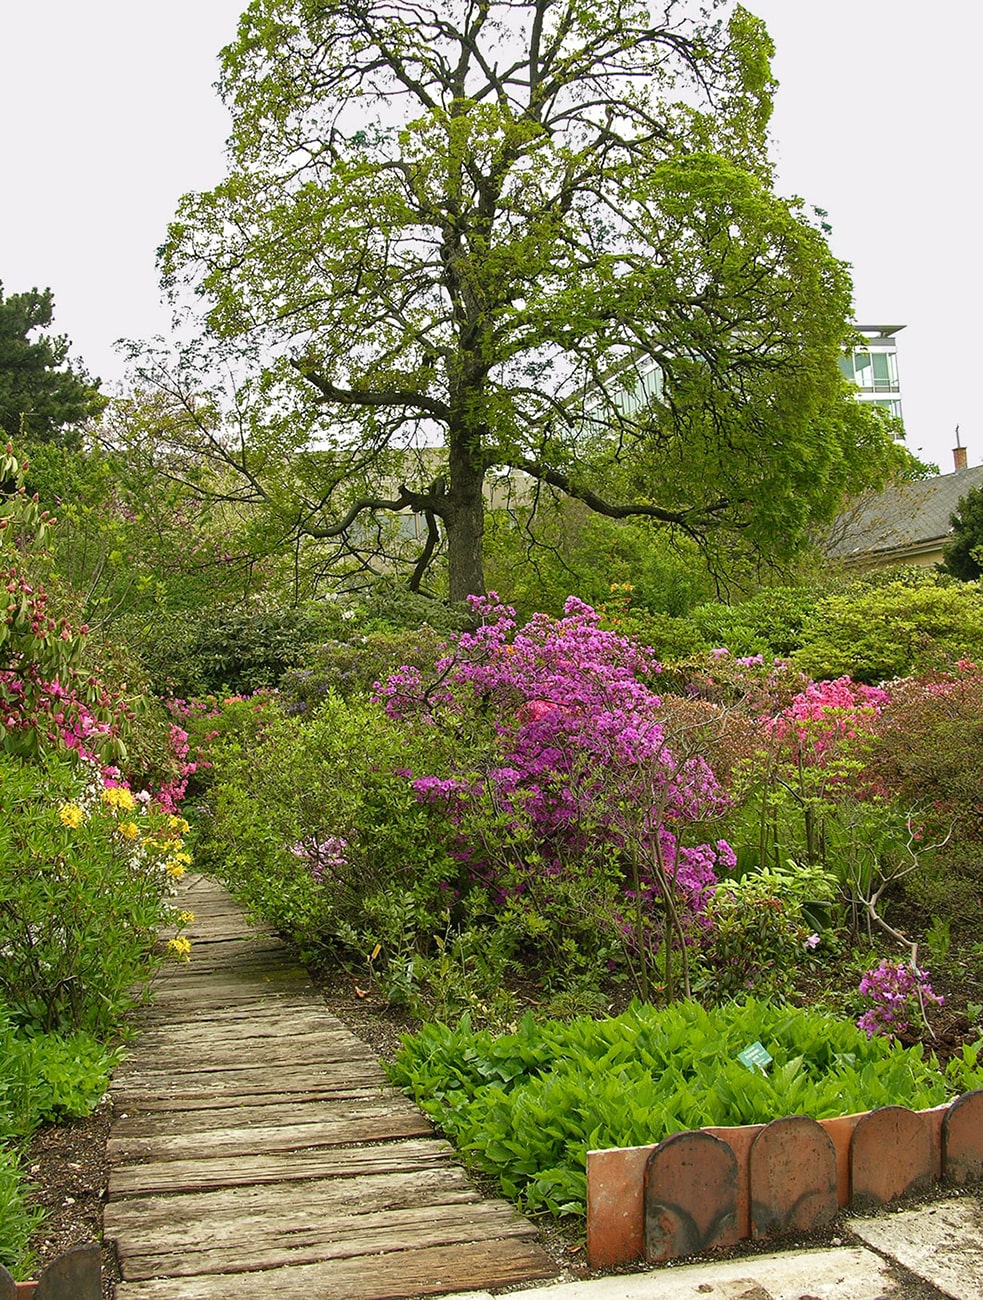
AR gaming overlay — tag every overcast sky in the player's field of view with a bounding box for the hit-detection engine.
[1,1,978,472]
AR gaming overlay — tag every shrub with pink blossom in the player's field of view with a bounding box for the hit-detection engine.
[856,959,943,1039]
[379,595,735,997]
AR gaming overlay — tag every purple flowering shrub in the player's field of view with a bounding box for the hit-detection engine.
[856,959,943,1039]
[378,595,737,998]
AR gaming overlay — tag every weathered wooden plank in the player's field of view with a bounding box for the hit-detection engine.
[113,1236,556,1300]
[133,999,328,1027]
[113,1040,379,1077]
[108,1138,458,1197]
[104,1168,480,1240]
[145,980,315,1006]
[109,1108,434,1164]
[128,1015,361,1047]
[155,958,293,975]
[112,1087,385,1114]
[117,1201,536,1281]
[111,1055,386,1085]
[111,1064,389,1108]
[152,966,296,982]
[150,974,297,988]
[111,1094,423,1139]
[154,948,298,966]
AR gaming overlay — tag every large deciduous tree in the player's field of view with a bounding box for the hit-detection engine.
[0,284,105,447]
[160,0,911,601]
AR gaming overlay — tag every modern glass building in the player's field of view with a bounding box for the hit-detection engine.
[839,325,904,422]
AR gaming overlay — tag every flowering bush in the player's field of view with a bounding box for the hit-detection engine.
[768,676,889,765]
[192,693,459,968]
[701,861,836,998]
[278,626,446,711]
[379,596,736,997]
[166,689,277,795]
[856,959,943,1039]
[0,752,192,1033]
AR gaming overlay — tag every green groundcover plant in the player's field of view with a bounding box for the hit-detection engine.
[0,999,117,1276]
[390,998,983,1219]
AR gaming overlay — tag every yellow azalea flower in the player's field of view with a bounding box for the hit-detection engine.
[166,861,186,878]
[168,815,190,833]
[58,804,84,828]
[177,911,195,924]
[116,821,140,841]
[167,936,192,961]
[102,786,136,811]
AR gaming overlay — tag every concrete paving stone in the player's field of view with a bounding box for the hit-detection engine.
[850,1196,983,1300]
[447,1245,903,1299]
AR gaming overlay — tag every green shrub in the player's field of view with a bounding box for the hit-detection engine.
[391,998,983,1218]
[793,577,983,682]
[278,626,446,710]
[0,753,189,1033]
[0,1146,41,1278]
[123,604,343,697]
[0,1021,117,1136]
[0,1000,116,1278]
[194,694,460,964]
[690,586,819,659]
[699,862,837,998]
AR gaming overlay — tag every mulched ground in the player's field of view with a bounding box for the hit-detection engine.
[22,1101,119,1299]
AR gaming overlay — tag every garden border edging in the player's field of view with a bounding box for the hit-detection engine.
[586,1088,983,1267]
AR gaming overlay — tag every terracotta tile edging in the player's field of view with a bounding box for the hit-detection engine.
[586,1098,958,1269]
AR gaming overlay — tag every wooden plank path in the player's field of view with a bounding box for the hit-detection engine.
[105,875,558,1299]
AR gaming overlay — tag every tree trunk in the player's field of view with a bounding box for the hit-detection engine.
[444,426,487,602]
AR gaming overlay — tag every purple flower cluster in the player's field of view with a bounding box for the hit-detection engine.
[856,958,943,1039]
[379,595,735,938]
[291,834,349,883]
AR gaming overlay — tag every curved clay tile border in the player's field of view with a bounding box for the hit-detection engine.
[586,1088,983,1267]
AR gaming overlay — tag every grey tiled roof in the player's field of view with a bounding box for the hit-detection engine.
[825,464,983,561]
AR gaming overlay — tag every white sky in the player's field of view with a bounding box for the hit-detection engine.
[1,1,979,472]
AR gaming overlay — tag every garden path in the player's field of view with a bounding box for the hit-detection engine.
[104,874,558,1299]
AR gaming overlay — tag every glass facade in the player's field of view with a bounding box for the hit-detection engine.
[839,348,899,393]
[840,327,904,428]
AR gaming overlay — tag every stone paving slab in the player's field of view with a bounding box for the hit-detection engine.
[447,1245,906,1299]
[850,1196,983,1300]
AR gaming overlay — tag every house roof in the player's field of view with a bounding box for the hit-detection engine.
[824,464,983,564]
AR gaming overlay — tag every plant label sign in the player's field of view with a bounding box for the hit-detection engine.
[738,1041,773,1076]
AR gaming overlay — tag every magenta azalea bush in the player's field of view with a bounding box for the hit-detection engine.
[378,596,736,997]
[193,588,981,1022]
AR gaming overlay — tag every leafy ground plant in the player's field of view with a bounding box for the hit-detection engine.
[0,999,116,1278]
[390,998,983,1219]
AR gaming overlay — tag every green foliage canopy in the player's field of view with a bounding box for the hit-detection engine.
[159,0,913,600]
[792,574,983,683]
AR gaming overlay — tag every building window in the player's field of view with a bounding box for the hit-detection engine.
[840,349,899,393]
